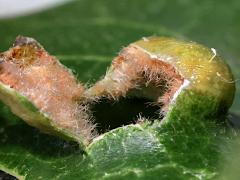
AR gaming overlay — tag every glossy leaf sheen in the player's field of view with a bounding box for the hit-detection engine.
[0,0,239,179]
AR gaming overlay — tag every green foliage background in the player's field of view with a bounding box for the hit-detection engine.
[0,0,239,179]
[0,0,239,115]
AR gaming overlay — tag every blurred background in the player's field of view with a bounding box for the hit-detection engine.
[0,0,239,116]
[0,0,68,19]
[0,0,239,179]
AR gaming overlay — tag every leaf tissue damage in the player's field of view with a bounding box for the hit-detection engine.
[0,35,237,180]
[0,36,189,145]
[0,36,95,145]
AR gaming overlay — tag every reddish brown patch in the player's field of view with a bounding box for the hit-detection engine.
[117,46,183,111]
[0,37,94,142]
[88,45,184,113]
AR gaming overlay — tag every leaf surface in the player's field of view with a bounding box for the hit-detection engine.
[0,0,239,179]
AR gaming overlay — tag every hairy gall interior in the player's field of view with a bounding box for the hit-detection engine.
[0,36,95,142]
[0,36,187,144]
[85,45,184,117]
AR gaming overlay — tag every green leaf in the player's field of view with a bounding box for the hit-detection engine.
[0,0,239,179]
[0,90,236,179]
[0,0,239,115]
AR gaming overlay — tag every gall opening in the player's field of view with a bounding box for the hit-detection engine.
[87,45,184,135]
[92,97,160,133]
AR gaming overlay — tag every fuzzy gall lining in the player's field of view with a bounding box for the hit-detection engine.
[0,36,187,144]
[0,36,95,142]
[85,45,185,116]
